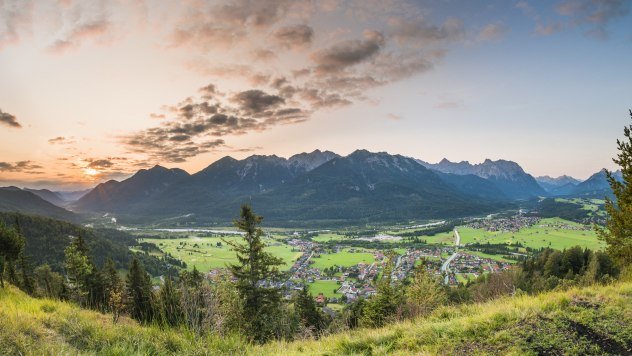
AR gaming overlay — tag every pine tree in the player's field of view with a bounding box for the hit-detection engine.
[294,285,326,336]
[0,222,24,288]
[158,276,183,327]
[224,205,284,343]
[125,258,154,323]
[64,235,94,304]
[598,109,632,267]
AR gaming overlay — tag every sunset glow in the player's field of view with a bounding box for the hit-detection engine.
[1,0,631,190]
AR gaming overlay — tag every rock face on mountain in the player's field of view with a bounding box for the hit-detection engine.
[0,187,77,222]
[72,150,502,223]
[419,159,546,199]
[536,175,581,195]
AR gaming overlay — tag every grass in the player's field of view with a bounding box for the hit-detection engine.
[457,218,604,251]
[310,248,376,269]
[142,236,302,272]
[307,280,342,298]
[1,280,631,354]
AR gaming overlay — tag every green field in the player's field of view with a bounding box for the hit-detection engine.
[307,279,342,298]
[457,218,604,251]
[141,236,302,272]
[311,233,347,243]
[310,248,376,269]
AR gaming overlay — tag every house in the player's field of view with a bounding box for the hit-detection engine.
[315,293,327,305]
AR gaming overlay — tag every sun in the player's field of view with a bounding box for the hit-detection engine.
[84,168,99,177]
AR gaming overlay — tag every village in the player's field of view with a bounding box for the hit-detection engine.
[279,237,511,306]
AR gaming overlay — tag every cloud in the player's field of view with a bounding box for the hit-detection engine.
[477,23,509,42]
[122,82,309,163]
[435,100,464,109]
[556,0,630,39]
[0,160,43,173]
[273,24,314,49]
[387,113,401,120]
[0,109,21,128]
[232,90,285,115]
[311,30,385,74]
[387,17,464,45]
[48,19,111,53]
[0,0,33,51]
[48,136,77,144]
[87,159,114,169]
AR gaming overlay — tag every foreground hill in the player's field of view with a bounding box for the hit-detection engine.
[0,212,171,276]
[1,281,630,354]
[0,187,77,222]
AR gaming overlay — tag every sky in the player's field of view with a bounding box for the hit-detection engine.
[1,0,631,190]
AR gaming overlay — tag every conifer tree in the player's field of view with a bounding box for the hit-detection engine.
[64,235,94,304]
[158,276,183,327]
[224,205,284,343]
[598,109,632,267]
[294,285,326,336]
[126,257,154,323]
[0,222,24,288]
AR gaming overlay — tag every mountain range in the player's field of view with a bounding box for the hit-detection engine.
[0,149,620,225]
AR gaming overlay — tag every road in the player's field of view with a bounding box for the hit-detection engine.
[441,228,461,285]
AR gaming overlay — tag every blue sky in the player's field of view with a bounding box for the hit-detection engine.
[0,0,630,189]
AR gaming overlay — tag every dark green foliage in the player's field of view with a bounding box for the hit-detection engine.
[0,221,25,287]
[125,258,155,323]
[360,253,404,328]
[33,264,64,299]
[598,109,632,267]
[468,247,619,300]
[224,205,284,344]
[158,276,183,327]
[537,198,589,222]
[0,212,173,276]
[293,285,327,336]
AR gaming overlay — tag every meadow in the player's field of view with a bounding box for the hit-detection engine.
[2,280,629,355]
[141,235,302,271]
[307,279,342,298]
[310,248,376,269]
[417,218,603,251]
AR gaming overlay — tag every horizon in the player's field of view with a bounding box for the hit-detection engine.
[1,0,630,190]
[0,147,614,191]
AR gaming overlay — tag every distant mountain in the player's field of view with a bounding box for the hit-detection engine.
[55,189,91,202]
[420,158,545,199]
[74,165,190,213]
[249,150,500,222]
[24,188,67,207]
[73,150,502,224]
[0,187,77,222]
[433,172,508,201]
[570,169,622,197]
[73,150,339,218]
[536,175,581,195]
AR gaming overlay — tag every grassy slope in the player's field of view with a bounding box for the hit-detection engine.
[1,282,631,355]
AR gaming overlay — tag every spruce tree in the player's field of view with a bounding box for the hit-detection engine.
[126,257,154,323]
[224,205,284,343]
[158,276,183,327]
[294,285,326,336]
[598,109,632,267]
[63,235,94,304]
[0,222,24,288]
